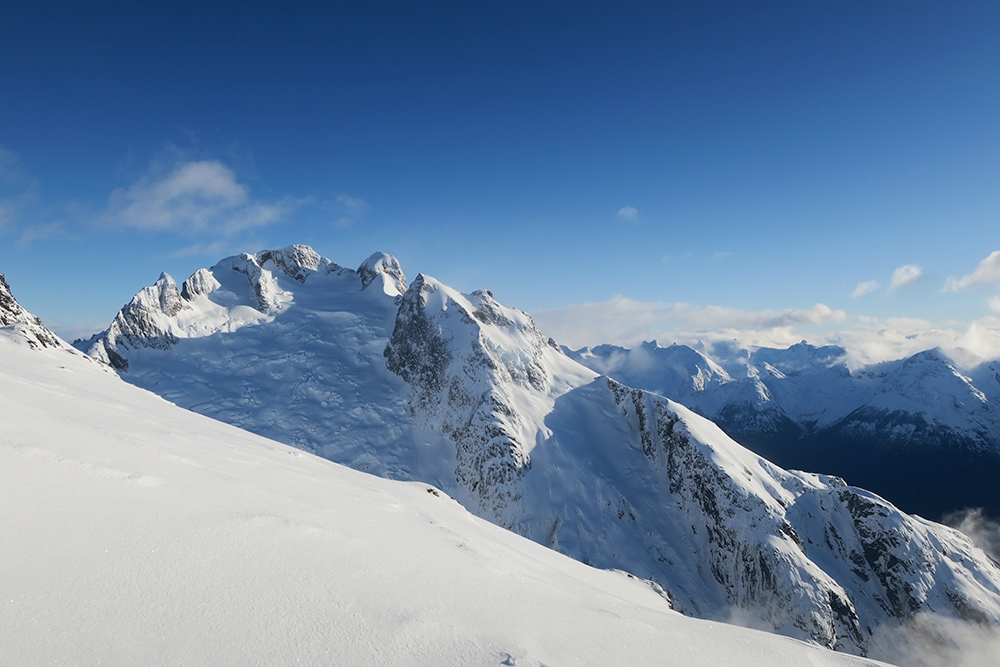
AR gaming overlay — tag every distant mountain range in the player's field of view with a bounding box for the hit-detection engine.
[70,245,1000,661]
[566,340,1000,521]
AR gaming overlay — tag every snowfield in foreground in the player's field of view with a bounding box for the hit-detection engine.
[0,329,889,666]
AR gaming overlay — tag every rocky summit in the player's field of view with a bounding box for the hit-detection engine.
[0,272,64,350]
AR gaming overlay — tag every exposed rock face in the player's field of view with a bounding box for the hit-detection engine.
[358,251,407,297]
[382,274,1000,659]
[384,275,554,522]
[596,378,1000,657]
[180,268,221,300]
[75,246,1000,662]
[82,273,189,370]
[568,340,1000,520]
[0,272,64,349]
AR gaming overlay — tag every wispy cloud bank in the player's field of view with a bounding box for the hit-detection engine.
[335,194,368,228]
[104,160,293,236]
[616,206,639,223]
[870,611,1000,667]
[531,297,1000,366]
[943,508,1000,561]
[531,296,845,351]
[0,145,38,232]
[17,221,69,247]
[828,317,1000,368]
[889,264,923,292]
[851,280,879,298]
[945,251,1000,291]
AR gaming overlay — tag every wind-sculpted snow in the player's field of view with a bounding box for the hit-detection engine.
[0,272,64,350]
[76,246,1000,663]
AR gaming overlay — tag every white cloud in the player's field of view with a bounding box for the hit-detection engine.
[870,611,1000,667]
[335,195,369,228]
[105,160,290,235]
[945,251,1000,291]
[825,317,1000,368]
[989,297,1000,313]
[0,145,25,186]
[531,296,1000,367]
[888,264,923,292]
[616,206,639,223]
[17,221,68,247]
[851,280,879,298]
[531,296,845,351]
[0,201,15,231]
[943,508,1000,561]
[0,144,37,232]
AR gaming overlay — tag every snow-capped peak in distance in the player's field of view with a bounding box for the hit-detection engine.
[567,339,1000,521]
[75,246,1000,664]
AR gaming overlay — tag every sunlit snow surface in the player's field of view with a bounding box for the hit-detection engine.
[0,330,890,666]
[73,247,1000,661]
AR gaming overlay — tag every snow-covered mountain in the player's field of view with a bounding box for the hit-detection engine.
[0,272,63,350]
[77,245,1000,662]
[567,340,1000,521]
[3,288,895,667]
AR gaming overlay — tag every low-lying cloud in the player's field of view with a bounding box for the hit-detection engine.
[531,297,1000,366]
[531,296,846,352]
[943,508,1000,561]
[870,612,1000,667]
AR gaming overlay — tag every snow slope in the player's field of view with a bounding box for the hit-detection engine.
[0,272,63,350]
[567,340,1000,520]
[77,246,1000,662]
[0,309,891,666]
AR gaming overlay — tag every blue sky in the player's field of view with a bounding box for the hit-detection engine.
[2,2,1000,362]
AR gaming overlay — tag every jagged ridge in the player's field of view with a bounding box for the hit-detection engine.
[0,272,64,349]
[73,246,1000,662]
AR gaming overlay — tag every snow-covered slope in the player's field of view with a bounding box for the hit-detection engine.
[78,246,1000,662]
[0,272,63,350]
[78,246,452,483]
[1,300,891,666]
[568,340,1000,520]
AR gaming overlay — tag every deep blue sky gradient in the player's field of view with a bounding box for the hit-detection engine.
[2,2,999,353]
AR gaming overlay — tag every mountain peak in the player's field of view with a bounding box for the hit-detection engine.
[357,252,407,296]
[0,272,64,349]
[257,244,334,283]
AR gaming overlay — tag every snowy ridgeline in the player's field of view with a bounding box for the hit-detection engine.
[70,244,1000,664]
[565,340,1000,521]
[0,319,895,666]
